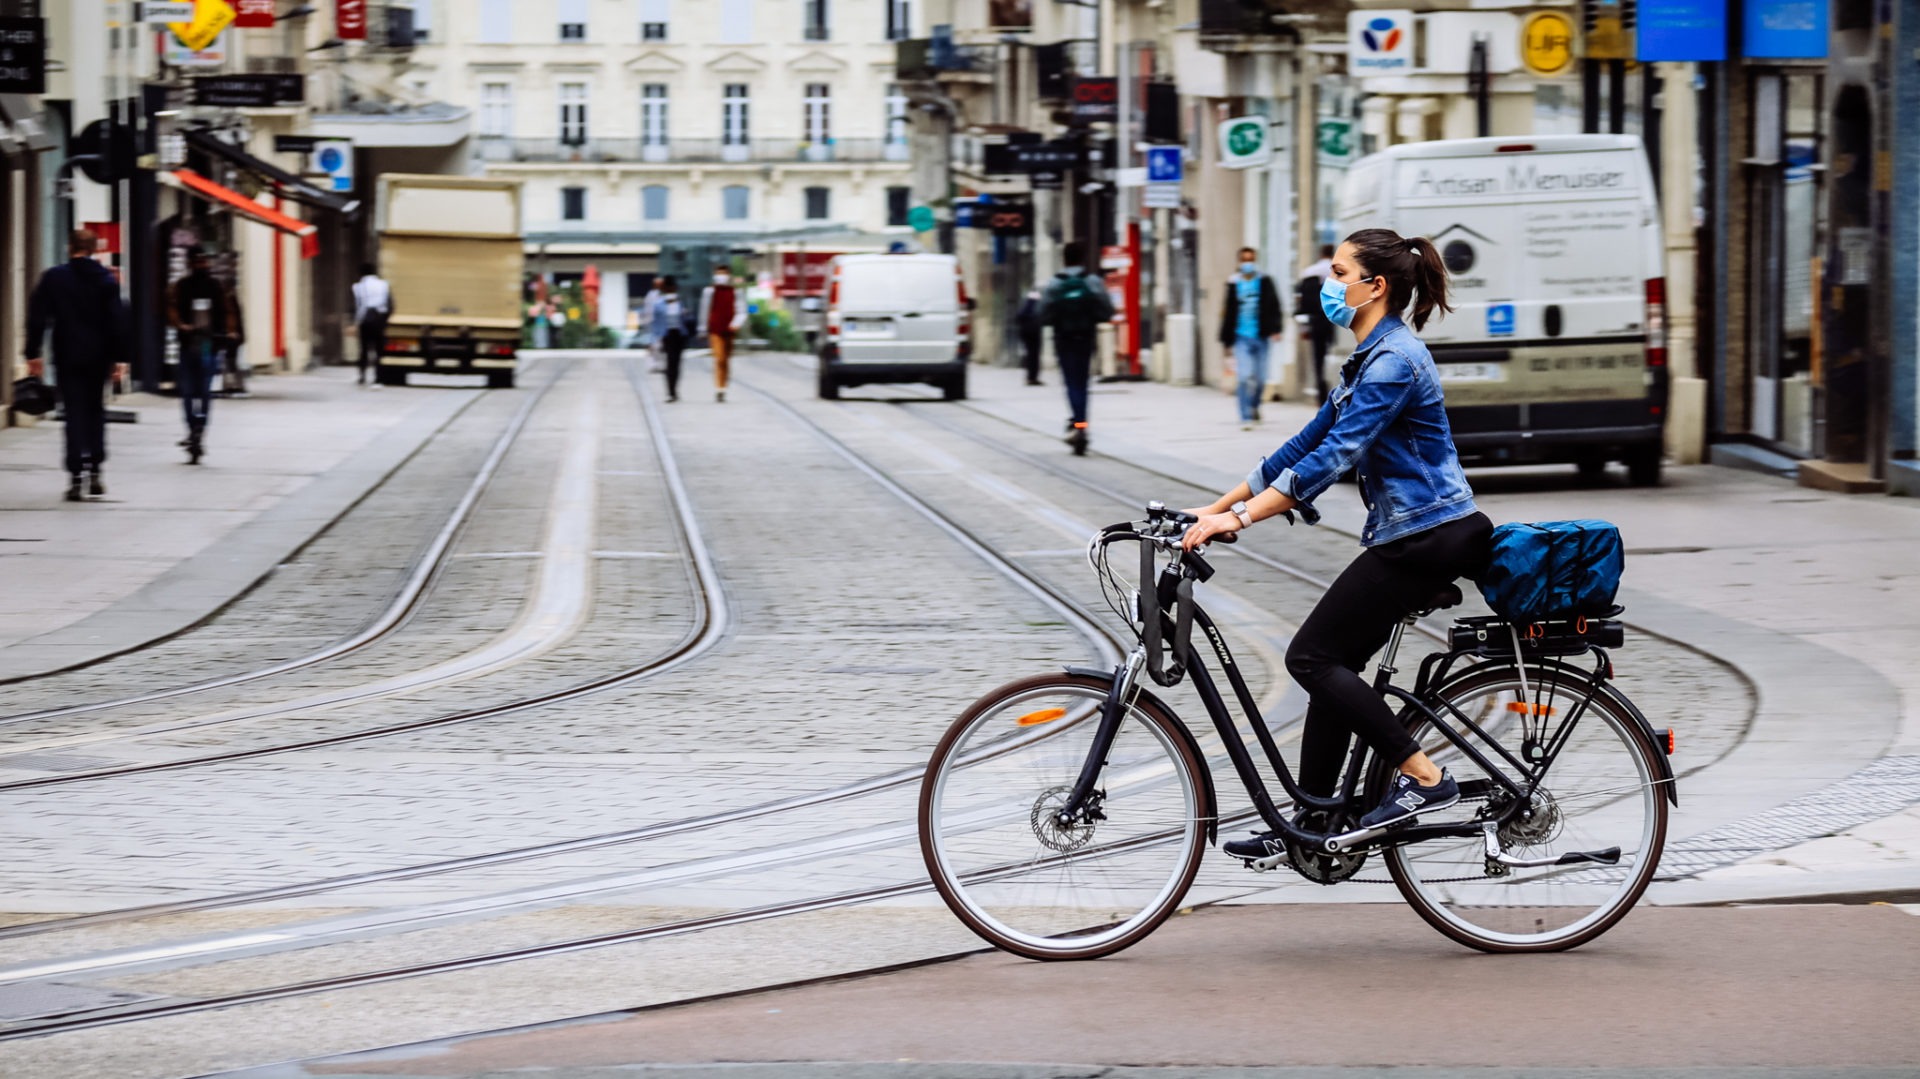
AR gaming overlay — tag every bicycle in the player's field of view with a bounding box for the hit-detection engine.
[918,503,1676,958]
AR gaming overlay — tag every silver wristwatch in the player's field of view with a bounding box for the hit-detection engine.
[1230,501,1253,529]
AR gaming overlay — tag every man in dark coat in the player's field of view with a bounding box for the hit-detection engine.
[1295,243,1336,402]
[24,229,129,502]
[1216,244,1284,428]
[1014,288,1044,386]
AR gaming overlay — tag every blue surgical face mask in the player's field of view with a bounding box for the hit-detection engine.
[1239,261,1258,277]
[1320,275,1378,329]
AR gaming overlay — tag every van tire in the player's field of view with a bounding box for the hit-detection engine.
[1577,458,1609,482]
[943,370,968,401]
[376,366,406,387]
[488,371,516,389]
[1627,446,1663,487]
[818,367,840,400]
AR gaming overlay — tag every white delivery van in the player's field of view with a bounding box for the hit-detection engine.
[817,252,972,400]
[1337,135,1668,484]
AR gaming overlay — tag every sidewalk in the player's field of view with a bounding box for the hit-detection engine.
[813,354,1920,904]
[0,368,480,681]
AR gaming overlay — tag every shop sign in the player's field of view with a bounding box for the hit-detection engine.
[1636,0,1727,61]
[232,0,277,28]
[1069,77,1118,123]
[1349,10,1414,74]
[314,139,354,191]
[138,2,199,24]
[162,30,228,67]
[0,18,45,95]
[1217,116,1271,170]
[1142,183,1180,210]
[169,0,235,52]
[193,73,305,107]
[1585,0,1634,59]
[1317,118,1353,160]
[1743,0,1825,58]
[1520,11,1577,77]
[336,0,368,41]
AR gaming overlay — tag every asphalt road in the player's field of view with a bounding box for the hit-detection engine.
[243,902,1920,1078]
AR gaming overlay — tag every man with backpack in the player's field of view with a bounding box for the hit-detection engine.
[1038,241,1114,455]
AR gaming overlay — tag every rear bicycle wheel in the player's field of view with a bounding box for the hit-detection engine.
[919,672,1211,961]
[1375,662,1667,952]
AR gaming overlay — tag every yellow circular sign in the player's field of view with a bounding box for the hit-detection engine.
[1521,11,1577,77]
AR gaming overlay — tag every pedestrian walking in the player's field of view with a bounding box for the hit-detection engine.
[352,263,392,388]
[1179,228,1491,859]
[1216,245,1284,430]
[1014,288,1045,386]
[698,264,746,403]
[1038,241,1114,456]
[23,228,128,501]
[168,248,242,463]
[647,276,691,402]
[1296,243,1337,403]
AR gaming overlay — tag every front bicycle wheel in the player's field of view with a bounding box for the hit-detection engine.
[919,672,1211,961]
[1377,662,1667,953]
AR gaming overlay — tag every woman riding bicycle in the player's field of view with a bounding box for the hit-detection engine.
[1179,228,1493,858]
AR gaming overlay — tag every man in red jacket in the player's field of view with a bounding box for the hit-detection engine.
[698,264,746,403]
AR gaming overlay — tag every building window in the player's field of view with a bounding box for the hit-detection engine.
[804,186,831,220]
[722,185,750,220]
[641,84,669,147]
[558,0,586,39]
[562,186,587,220]
[479,82,512,137]
[559,82,589,146]
[640,0,669,40]
[803,0,829,40]
[642,184,670,220]
[885,0,911,41]
[722,84,750,147]
[886,185,911,227]
[479,0,511,43]
[719,0,752,43]
[803,83,830,147]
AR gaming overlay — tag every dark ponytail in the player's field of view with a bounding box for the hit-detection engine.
[1343,228,1454,331]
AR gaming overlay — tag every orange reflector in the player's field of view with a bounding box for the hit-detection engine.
[1665,729,1676,754]
[1016,707,1068,727]
[1507,702,1558,717]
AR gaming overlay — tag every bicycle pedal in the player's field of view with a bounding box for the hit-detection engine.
[1245,851,1290,873]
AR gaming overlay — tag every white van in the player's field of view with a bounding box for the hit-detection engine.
[1337,135,1668,484]
[817,252,972,400]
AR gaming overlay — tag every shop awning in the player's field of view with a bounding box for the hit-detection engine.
[163,169,321,259]
[183,127,360,216]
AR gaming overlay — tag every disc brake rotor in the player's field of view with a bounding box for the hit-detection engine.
[1029,786,1097,854]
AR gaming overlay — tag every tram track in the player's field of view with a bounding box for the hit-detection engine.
[0,359,1133,1047]
[0,364,556,722]
[0,361,725,792]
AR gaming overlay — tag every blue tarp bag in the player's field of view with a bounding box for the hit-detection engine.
[1476,520,1624,623]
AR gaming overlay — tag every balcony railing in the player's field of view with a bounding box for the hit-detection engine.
[479,137,911,164]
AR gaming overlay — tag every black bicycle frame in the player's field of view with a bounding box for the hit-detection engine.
[1063,568,1610,856]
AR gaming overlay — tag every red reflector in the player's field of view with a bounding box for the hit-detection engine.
[1650,406,1663,416]
[1495,144,1536,153]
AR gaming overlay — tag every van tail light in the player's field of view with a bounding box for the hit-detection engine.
[1644,277,1667,369]
[826,273,841,340]
[955,266,972,358]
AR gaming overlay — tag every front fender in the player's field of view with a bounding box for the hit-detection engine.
[1064,665,1219,843]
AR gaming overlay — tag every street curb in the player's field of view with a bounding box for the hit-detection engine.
[0,387,483,684]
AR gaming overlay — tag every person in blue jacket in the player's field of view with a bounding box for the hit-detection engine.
[1178,228,1494,858]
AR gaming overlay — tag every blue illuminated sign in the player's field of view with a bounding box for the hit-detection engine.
[1637,0,1727,61]
[1743,0,1826,58]
[1486,304,1515,338]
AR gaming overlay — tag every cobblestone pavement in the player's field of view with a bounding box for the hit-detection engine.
[0,350,1902,1079]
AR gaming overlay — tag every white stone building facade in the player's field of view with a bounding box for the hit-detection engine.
[391,0,921,325]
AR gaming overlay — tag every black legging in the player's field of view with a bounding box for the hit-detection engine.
[358,313,387,382]
[661,329,687,399]
[1287,511,1493,797]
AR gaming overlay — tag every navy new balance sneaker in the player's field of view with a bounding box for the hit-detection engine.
[1359,769,1460,830]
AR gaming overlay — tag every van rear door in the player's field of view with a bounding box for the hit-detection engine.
[835,258,960,365]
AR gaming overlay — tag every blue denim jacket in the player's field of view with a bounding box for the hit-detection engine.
[1247,315,1478,546]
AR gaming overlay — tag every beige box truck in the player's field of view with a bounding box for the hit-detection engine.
[374,174,524,388]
